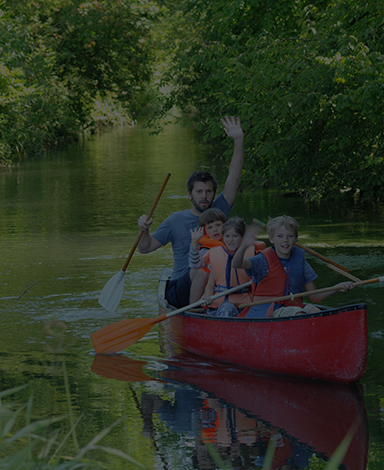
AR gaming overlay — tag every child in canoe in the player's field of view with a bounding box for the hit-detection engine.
[201,217,256,317]
[232,215,355,318]
[189,208,228,271]
[188,208,227,303]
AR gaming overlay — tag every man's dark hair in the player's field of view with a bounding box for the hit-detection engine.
[187,171,218,195]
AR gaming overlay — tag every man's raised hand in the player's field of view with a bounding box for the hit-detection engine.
[220,116,244,141]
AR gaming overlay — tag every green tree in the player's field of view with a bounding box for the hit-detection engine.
[159,0,384,203]
[0,0,160,161]
[48,0,158,122]
[0,7,76,161]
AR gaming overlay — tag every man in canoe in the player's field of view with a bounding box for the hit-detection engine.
[137,116,244,308]
[232,215,355,317]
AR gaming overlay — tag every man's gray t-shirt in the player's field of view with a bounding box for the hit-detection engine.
[152,193,230,280]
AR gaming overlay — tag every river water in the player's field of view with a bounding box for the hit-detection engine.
[1,121,384,469]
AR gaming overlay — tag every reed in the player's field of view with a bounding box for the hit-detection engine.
[0,370,151,470]
[204,423,357,470]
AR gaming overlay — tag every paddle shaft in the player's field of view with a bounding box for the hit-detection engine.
[326,263,361,282]
[239,276,384,308]
[132,280,252,327]
[122,173,171,272]
[295,242,349,273]
[150,280,253,326]
[257,220,350,273]
[159,280,253,322]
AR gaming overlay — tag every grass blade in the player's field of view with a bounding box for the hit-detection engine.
[263,438,275,470]
[324,420,359,470]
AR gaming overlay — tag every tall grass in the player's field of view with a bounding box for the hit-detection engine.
[204,423,358,470]
[0,372,152,470]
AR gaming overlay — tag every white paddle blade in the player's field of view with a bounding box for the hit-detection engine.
[98,270,125,313]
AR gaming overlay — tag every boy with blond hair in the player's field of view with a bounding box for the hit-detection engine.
[232,215,354,318]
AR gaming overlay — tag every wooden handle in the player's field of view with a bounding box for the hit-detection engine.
[256,220,350,273]
[164,280,252,320]
[239,277,384,309]
[326,263,361,282]
[147,173,172,219]
[294,242,350,273]
[122,173,171,272]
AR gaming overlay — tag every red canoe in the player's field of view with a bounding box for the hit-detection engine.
[158,268,368,383]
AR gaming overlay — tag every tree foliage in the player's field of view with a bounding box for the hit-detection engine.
[48,0,156,120]
[0,0,159,161]
[2,0,384,204]
[159,0,384,203]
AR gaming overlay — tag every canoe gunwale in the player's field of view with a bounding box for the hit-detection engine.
[168,301,367,322]
[158,267,367,323]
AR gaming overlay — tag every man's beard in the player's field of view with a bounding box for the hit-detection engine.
[191,198,212,213]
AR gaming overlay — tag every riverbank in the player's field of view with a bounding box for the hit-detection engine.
[0,95,134,167]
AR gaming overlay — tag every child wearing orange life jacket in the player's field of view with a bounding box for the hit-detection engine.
[189,208,227,272]
[232,216,355,318]
[188,209,227,303]
[201,217,255,317]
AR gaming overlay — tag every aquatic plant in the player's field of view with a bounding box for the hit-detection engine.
[0,377,151,470]
[204,422,358,470]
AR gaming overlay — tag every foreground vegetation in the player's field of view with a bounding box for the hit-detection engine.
[0,378,150,470]
[1,0,384,204]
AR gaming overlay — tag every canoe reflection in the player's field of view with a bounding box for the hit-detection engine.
[91,354,368,470]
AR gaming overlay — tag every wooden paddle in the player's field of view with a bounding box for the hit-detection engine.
[295,242,350,273]
[326,263,361,282]
[98,173,171,313]
[91,280,252,354]
[239,276,384,309]
[256,219,350,273]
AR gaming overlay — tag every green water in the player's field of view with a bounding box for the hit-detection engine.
[1,121,384,469]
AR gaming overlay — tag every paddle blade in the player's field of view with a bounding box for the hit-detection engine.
[91,354,152,382]
[91,317,155,354]
[98,270,125,313]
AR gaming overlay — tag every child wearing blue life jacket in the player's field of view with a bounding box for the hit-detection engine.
[201,217,256,317]
[232,215,355,318]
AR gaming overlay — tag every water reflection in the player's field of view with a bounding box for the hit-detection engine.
[91,354,368,470]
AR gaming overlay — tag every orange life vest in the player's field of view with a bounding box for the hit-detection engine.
[204,245,254,308]
[198,235,225,273]
[198,235,225,249]
[239,246,306,318]
[199,238,266,273]
[252,247,305,307]
[200,400,220,443]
